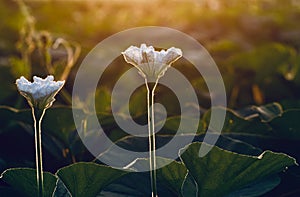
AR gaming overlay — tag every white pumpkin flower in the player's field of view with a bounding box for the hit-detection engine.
[122,44,182,81]
[16,75,65,109]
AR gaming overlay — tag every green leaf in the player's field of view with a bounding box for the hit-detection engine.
[52,179,71,197]
[226,175,281,197]
[181,173,198,197]
[236,102,283,122]
[128,86,147,117]
[101,168,177,197]
[101,172,151,196]
[0,168,57,197]
[193,134,262,156]
[156,159,187,196]
[268,109,300,140]
[127,157,188,196]
[179,142,297,197]
[157,116,205,135]
[202,107,271,136]
[253,102,283,122]
[99,191,136,197]
[56,162,129,197]
[98,134,262,168]
[42,107,85,145]
[101,135,267,197]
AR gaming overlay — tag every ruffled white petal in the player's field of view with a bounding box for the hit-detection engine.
[122,44,182,80]
[16,75,65,109]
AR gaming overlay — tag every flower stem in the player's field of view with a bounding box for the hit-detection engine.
[32,107,46,197]
[145,79,159,197]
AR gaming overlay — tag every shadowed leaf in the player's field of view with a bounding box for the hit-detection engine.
[1,168,57,197]
[179,142,297,197]
[56,162,129,197]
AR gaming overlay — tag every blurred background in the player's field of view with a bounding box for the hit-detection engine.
[0,0,300,109]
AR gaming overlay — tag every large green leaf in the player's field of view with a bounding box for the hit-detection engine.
[56,162,129,197]
[179,142,297,197]
[101,172,151,196]
[126,157,188,196]
[181,173,198,197]
[194,134,262,156]
[0,168,57,197]
[97,133,262,168]
[226,175,281,197]
[181,173,281,197]
[105,172,180,197]
[156,158,187,196]
[100,140,279,197]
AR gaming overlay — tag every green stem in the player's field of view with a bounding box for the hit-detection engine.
[32,107,46,197]
[145,79,159,197]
